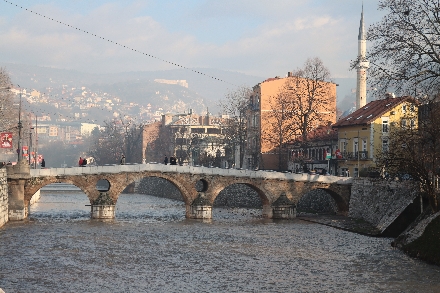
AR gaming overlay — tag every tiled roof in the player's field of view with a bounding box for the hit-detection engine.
[332,96,412,128]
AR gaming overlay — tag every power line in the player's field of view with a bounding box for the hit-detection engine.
[2,0,237,86]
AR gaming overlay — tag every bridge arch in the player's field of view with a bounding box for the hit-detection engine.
[213,183,264,208]
[25,177,92,205]
[296,184,350,215]
[116,172,198,205]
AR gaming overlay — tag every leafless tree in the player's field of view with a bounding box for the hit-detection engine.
[89,117,144,165]
[264,58,335,170]
[367,0,440,97]
[376,99,440,212]
[0,69,17,135]
[218,86,252,168]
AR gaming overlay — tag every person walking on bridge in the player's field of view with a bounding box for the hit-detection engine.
[78,157,83,167]
[164,156,168,165]
[120,155,126,165]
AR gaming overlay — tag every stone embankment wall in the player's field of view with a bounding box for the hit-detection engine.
[393,210,440,266]
[0,168,8,228]
[349,178,419,233]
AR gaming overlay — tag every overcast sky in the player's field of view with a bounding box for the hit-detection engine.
[0,0,384,81]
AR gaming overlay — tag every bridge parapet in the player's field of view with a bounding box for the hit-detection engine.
[30,164,353,185]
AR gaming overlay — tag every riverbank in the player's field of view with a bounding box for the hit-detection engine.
[300,212,440,267]
[392,211,440,266]
[297,214,381,236]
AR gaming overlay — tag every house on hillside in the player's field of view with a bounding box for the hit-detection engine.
[332,94,418,177]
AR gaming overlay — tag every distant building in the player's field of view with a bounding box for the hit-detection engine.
[80,123,100,136]
[154,79,189,88]
[161,112,226,166]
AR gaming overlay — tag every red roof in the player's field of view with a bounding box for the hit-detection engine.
[332,96,413,128]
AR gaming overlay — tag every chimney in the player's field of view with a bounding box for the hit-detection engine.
[287,72,292,77]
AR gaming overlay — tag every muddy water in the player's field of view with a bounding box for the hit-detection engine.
[0,191,439,292]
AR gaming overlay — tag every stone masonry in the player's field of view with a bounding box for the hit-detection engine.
[0,168,8,228]
[20,165,352,219]
[349,178,419,232]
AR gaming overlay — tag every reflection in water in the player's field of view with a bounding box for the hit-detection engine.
[0,191,439,292]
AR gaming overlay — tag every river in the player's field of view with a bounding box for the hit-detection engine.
[0,188,439,292]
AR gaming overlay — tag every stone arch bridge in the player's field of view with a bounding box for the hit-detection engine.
[6,161,352,220]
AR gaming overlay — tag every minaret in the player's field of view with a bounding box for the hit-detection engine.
[356,5,369,109]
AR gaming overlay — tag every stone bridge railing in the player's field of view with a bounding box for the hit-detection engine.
[30,163,354,185]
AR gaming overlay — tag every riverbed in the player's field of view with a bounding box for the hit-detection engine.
[0,191,439,292]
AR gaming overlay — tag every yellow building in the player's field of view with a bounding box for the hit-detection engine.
[332,95,417,177]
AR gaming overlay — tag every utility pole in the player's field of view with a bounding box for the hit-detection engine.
[17,85,22,162]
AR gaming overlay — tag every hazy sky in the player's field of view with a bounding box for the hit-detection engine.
[0,0,384,80]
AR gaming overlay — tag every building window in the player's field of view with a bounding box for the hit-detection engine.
[341,140,346,153]
[382,119,389,133]
[410,119,415,128]
[410,104,415,112]
[402,105,407,113]
[382,139,389,152]
[362,139,367,151]
[401,119,407,128]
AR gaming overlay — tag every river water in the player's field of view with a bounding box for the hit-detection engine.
[0,188,439,293]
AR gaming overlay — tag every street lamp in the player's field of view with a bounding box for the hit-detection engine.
[17,85,23,162]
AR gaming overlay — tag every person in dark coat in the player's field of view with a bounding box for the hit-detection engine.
[41,159,46,168]
[120,155,125,165]
[164,156,168,165]
[82,158,87,166]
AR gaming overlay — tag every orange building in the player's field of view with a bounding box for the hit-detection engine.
[245,73,337,171]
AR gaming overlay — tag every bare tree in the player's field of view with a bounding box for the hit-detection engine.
[218,86,252,168]
[263,58,335,170]
[263,92,298,170]
[367,0,440,97]
[376,99,440,212]
[89,117,144,165]
[0,69,18,137]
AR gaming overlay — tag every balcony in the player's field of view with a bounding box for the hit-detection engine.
[339,151,369,160]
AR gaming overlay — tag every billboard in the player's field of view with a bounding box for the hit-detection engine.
[0,132,13,148]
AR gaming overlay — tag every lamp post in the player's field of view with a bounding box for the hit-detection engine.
[17,85,23,162]
[356,129,361,177]
[29,127,34,167]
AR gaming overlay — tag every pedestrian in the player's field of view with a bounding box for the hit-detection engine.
[346,169,350,177]
[41,158,46,168]
[120,155,125,165]
[82,158,87,167]
[164,156,168,165]
[78,157,83,167]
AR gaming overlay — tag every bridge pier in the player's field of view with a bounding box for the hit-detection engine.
[90,192,115,219]
[187,193,212,219]
[7,161,31,221]
[271,193,296,219]
[90,205,115,219]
